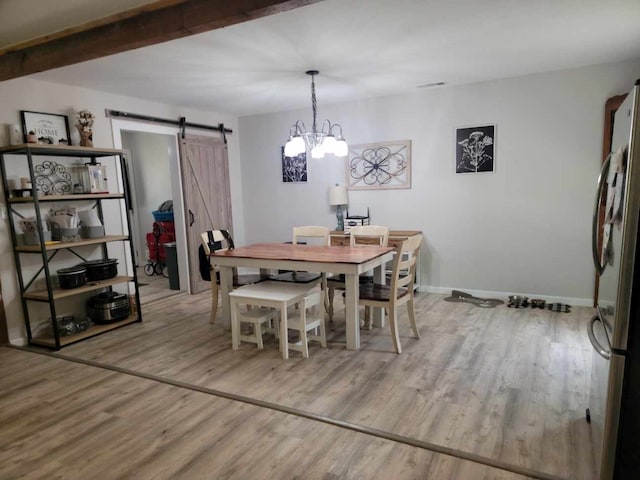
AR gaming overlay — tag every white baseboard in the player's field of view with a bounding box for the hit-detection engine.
[10,336,28,347]
[416,284,593,307]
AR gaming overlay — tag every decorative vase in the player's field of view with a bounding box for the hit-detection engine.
[9,124,22,145]
[78,127,93,148]
[0,124,8,146]
[75,109,95,148]
[70,128,81,146]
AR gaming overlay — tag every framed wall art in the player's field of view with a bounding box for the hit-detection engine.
[347,140,411,190]
[281,147,307,183]
[20,110,71,145]
[455,124,495,174]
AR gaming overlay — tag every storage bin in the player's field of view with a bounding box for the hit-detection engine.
[24,230,51,245]
[152,210,174,222]
[80,225,105,238]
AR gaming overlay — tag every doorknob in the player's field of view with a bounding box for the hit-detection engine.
[189,209,195,227]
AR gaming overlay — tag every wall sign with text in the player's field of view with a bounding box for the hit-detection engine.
[20,110,71,145]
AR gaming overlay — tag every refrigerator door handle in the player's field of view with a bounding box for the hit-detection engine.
[588,313,612,360]
[592,153,612,275]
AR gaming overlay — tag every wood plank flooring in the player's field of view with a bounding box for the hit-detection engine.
[137,267,181,305]
[1,348,537,480]
[2,291,598,479]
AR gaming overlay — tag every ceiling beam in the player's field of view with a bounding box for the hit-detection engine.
[0,0,324,82]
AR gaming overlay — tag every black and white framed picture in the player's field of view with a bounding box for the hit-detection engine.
[455,124,495,174]
[281,147,308,183]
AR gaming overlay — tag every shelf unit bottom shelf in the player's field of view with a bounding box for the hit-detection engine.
[30,315,140,348]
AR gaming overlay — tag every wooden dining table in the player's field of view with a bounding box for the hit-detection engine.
[210,242,395,350]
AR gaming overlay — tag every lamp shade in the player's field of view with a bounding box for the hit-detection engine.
[328,185,348,206]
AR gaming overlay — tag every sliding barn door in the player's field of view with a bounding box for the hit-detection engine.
[179,134,233,294]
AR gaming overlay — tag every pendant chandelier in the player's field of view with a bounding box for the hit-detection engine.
[284,70,348,159]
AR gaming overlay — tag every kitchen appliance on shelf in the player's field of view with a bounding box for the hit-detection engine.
[87,292,130,323]
[588,79,640,480]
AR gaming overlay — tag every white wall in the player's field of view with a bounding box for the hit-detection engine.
[2,60,639,345]
[239,59,640,303]
[0,77,243,345]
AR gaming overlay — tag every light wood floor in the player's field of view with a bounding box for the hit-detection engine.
[137,267,182,305]
[1,291,597,479]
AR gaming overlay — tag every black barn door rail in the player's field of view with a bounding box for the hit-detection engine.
[105,109,232,143]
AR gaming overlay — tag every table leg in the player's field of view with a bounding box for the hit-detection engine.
[219,266,233,330]
[344,273,360,350]
[372,263,386,328]
[280,300,289,359]
[230,297,239,350]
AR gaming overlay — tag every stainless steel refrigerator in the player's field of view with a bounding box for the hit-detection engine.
[589,79,640,480]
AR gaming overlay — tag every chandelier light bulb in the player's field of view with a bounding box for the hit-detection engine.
[334,139,348,157]
[322,135,337,153]
[285,135,305,156]
[292,136,305,155]
[284,139,297,157]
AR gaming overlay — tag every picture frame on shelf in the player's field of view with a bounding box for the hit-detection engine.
[20,110,71,145]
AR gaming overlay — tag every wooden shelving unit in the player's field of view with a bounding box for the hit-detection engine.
[30,315,139,348]
[8,193,125,203]
[15,235,129,252]
[0,144,142,349]
[23,276,135,301]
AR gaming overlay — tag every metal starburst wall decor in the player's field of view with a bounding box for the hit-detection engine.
[347,140,411,190]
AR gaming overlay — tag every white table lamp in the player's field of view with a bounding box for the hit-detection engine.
[328,185,349,231]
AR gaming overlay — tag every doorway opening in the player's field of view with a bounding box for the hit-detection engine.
[112,120,188,304]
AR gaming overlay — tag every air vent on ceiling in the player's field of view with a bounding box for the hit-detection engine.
[417,81,446,88]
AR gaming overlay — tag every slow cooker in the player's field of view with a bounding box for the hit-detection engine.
[87,292,130,323]
[79,258,118,281]
[57,266,87,289]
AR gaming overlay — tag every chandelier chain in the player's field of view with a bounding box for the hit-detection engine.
[311,73,317,134]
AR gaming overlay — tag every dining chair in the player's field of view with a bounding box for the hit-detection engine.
[293,225,330,245]
[269,225,330,311]
[358,233,423,353]
[200,229,268,324]
[326,225,390,322]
